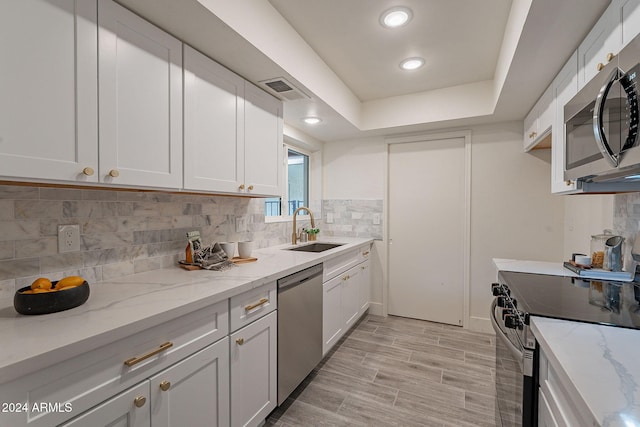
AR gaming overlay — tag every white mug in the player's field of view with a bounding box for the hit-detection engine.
[220,242,236,259]
[238,241,253,258]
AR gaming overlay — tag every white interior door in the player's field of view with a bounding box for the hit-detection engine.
[388,136,467,326]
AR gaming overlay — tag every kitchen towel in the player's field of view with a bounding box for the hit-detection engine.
[196,242,236,271]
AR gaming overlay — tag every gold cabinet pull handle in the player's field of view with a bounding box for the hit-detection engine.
[245,298,269,311]
[236,338,244,345]
[82,167,94,176]
[134,396,147,408]
[607,52,615,62]
[597,62,605,71]
[124,342,173,367]
[362,251,370,256]
[565,180,573,186]
[238,184,245,190]
[159,381,171,392]
[108,169,120,178]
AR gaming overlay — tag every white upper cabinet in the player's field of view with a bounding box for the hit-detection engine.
[184,47,283,196]
[621,0,640,47]
[552,52,579,194]
[183,45,245,193]
[577,3,621,90]
[0,0,98,183]
[98,0,183,189]
[243,83,284,197]
[523,84,553,151]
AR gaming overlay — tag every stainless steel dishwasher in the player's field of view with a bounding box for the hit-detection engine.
[277,263,323,405]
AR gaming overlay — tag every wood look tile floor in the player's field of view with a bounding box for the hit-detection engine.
[267,314,497,427]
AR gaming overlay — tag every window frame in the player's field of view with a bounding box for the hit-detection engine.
[265,143,313,223]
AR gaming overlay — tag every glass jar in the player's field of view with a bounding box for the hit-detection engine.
[590,230,613,268]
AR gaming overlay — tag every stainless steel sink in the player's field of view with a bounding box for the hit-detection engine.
[287,242,344,252]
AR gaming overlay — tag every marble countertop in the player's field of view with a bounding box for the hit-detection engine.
[532,317,640,426]
[493,258,578,277]
[0,237,373,385]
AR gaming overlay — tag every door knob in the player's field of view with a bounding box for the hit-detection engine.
[248,185,254,190]
[134,396,146,408]
[238,184,245,190]
[606,52,615,62]
[236,338,244,345]
[597,62,605,71]
[159,381,171,391]
[108,169,120,178]
[82,167,94,176]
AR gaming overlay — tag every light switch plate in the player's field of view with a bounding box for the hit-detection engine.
[326,213,334,224]
[58,224,80,253]
[372,213,381,225]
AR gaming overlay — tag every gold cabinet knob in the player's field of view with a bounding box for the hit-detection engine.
[597,62,604,71]
[248,185,254,190]
[236,338,244,345]
[529,132,537,139]
[82,167,94,176]
[238,184,245,190]
[159,381,171,392]
[108,169,120,178]
[134,396,146,408]
[607,52,615,62]
[565,180,573,186]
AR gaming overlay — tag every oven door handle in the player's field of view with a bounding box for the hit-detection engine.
[593,67,622,167]
[490,300,524,364]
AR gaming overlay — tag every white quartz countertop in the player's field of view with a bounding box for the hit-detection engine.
[0,237,373,384]
[493,258,578,277]
[532,317,640,426]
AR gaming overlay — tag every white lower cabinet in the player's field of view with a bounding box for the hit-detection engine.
[322,245,372,355]
[230,311,277,427]
[62,339,229,427]
[149,338,230,427]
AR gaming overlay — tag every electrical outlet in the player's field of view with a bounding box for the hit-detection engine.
[326,212,334,224]
[372,213,381,225]
[58,225,80,253]
[235,217,247,233]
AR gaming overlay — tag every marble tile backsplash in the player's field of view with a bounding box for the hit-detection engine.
[320,199,383,240]
[613,193,640,271]
[0,186,382,299]
[0,185,295,298]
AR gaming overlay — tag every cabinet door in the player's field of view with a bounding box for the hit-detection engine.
[98,0,182,189]
[577,3,621,90]
[323,274,343,355]
[230,311,277,427]
[150,338,230,427]
[243,82,283,196]
[184,45,245,193]
[538,389,560,427]
[359,260,371,314]
[0,0,98,183]
[60,382,150,427]
[621,0,640,48]
[552,52,579,193]
[342,267,361,329]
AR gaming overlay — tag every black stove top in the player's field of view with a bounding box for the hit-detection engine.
[499,270,640,330]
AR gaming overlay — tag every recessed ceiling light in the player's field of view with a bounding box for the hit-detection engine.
[303,116,322,125]
[400,57,425,70]
[380,7,413,28]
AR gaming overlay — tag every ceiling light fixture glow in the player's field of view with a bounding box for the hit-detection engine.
[380,7,412,28]
[400,57,425,70]
[303,116,322,125]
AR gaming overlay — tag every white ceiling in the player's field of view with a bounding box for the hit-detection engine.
[117,0,611,143]
[269,0,512,102]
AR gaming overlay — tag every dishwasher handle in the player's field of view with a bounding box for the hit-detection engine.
[277,263,323,290]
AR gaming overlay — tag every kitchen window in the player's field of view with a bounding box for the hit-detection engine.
[265,146,311,218]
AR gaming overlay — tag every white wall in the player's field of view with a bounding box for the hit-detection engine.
[563,194,614,257]
[323,121,565,331]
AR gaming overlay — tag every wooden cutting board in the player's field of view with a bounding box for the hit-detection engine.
[178,257,257,270]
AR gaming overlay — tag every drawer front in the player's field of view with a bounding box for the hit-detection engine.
[359,244,372,262]
[0,300,228,427]
[323,249,360,282]
[229,281,277,333]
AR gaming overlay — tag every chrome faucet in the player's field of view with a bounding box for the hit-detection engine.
[292,206,315,245]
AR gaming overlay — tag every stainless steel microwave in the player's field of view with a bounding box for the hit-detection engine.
[565,36,640,183]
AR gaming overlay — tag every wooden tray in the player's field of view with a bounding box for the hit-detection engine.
[178,257,257,270]
[231,257,258,264]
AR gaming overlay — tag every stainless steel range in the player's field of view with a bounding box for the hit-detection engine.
[490,270,640,427]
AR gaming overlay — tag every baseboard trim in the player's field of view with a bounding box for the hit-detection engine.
[368,302,383,316]
[467,316,493,334]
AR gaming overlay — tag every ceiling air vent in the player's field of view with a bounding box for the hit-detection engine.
[259,77,310,101]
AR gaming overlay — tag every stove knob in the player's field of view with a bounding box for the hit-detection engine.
[502,308,513,320]
[502,285,511,296]
[497,296,507,308]
[491,283,501,296]
[505,314,522,330]
[522,312,530,325]
[511,298,518,309]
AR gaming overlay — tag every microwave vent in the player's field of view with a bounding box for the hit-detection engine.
[259,77,310,101]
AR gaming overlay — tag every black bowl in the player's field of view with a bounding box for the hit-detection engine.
[14,281,90,315]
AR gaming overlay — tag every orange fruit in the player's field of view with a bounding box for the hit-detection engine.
[30,288,51,294]
[56,276,85,289]
[31,277,52,291]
